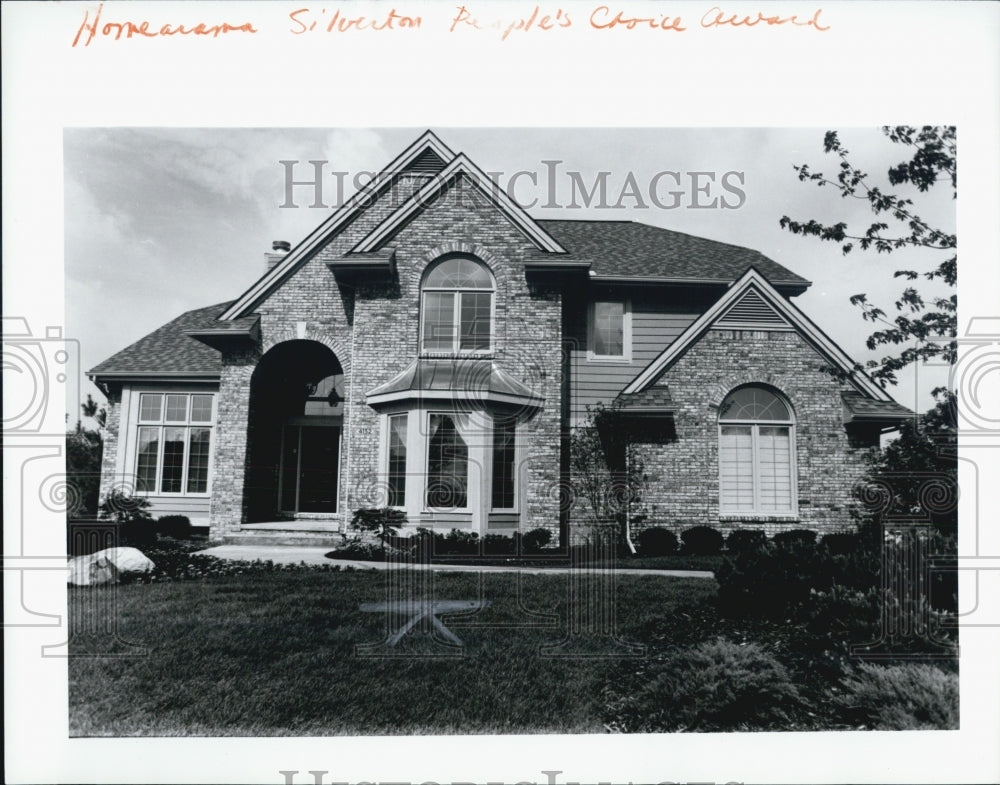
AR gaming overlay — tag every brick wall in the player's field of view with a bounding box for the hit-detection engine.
[210,174,564,541]
[622,327,876,539]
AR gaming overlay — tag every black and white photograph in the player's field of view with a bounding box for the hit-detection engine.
[4,3,1000,784]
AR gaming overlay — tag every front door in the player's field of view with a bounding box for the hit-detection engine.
[280,424,340,513]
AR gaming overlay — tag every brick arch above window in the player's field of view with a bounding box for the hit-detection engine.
[707,374,796,411]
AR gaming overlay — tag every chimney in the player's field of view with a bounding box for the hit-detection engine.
[265,240,291,272]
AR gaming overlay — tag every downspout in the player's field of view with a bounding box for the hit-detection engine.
[624,443,637,555]
[342,310,357,535]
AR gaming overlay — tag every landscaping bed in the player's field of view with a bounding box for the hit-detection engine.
[69,547,957,735]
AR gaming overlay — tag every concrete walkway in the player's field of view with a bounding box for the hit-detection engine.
[194,545,715,578]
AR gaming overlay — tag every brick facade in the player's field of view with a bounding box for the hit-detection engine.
[624,328,877,539]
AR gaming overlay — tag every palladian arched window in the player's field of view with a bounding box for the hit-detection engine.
[718,385,796,515]
[420,256,494,354]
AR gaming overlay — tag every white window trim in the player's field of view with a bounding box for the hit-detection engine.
[379,412,409,510]
[718,418,798,517]
[134,392,215,497]
[488,414,518,513]
[419,258,496,357]
[423,410,473,512]
[586,299,632,362]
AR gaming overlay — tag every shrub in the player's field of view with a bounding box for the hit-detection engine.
[351,508,407,544]
[156,515,192,540]
[725,529,767,554]
[98,490,156,547]
[819,531,860,555]
[773,529,818,549]
[483,533,518,555]
[522,528,552,553]
[833,663,958,729]
[434,529,480,555]
[634,526,678,556]
[680,526,723,556]
[716,540,821,618]
[609,639,801,732]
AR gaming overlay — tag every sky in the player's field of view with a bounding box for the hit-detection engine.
[64,127,956,422]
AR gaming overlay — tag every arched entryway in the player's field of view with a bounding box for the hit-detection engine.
[245,340,345,522]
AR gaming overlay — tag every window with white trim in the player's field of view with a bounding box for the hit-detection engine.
[490,416,517,510]
[588,300,631,360]
[718,386,795,515]
[425,412,469,509]
[386,413,408,507]
[135,393,214,494]
[420,257,494,354]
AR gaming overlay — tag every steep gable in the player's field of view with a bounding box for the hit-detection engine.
[219,131,456,320]
[623,268,892,402]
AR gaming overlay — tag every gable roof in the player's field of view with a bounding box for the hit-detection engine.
[88,302,230,380]
[537,220,810,293]
[622,267,893,402]
[350,153,566,254]
[219,131,456,320]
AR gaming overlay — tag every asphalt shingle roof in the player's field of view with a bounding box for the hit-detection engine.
[841,391,914,422]
[536,219,810,288]
[616,385,675,412]
[89,301,231,378]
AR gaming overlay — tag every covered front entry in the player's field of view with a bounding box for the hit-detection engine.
[280,422,340,513]
[246,340,345,523]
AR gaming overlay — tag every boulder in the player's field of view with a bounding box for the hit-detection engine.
[68,547,155,586]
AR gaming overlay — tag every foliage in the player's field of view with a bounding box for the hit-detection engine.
[522,528,552,553]
[725,529,767,554]
[862,389,957,536]
[636,527,679,557]
[156,515,193,540]
[432,528,480,555]
[570,401,649,551]
[680,526,723,556]
[81,393,107,428]
[716,540,821,618]
[780,127,956,387]
[97,490,155,546]
[773,529,818,549]
[350,507,408,552]
[818,531,861,555]
[65,427,103,517]
[483,533,519,555]
[608,639,801,732]
[832,663,958,730]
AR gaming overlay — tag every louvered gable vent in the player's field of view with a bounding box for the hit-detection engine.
[403,148,447,175]
[715,287,791,328]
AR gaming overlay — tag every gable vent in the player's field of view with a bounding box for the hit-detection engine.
[403,148,447,175]
[716,288,790,328]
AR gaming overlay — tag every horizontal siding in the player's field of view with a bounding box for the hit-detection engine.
[567,302,700,420]
[144,496,211,525]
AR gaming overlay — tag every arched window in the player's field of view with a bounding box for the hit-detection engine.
[420,256,494,354]
[718,385,796,515]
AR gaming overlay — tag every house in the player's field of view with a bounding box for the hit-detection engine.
[88,131,913,546]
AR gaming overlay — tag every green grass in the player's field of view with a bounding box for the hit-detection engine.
[325,550,724,572]
[69,570,717,736]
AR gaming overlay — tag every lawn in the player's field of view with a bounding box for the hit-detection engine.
[69,569,717,736]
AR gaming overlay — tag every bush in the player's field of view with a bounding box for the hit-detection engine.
[483,533,518,555]
[725,529,767,554]
[635,527,679,556]
[680,526,723,556]
[434,529,480,555]
[716,540,821,618]
[351,508,407,543]
[609,639,801,732]
[98,490,155,547]
[819,531,860,555]
[156,515,192,540]
[773,529,818,549]
[833,663,958,729]
[522,528,552,553]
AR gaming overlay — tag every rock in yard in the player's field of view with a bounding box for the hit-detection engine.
[68,547,155,586]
